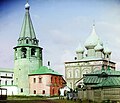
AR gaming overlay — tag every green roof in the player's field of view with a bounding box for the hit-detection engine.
[84,68,120,87]
[19,5,36,39]
[96,77,120,87]
[84,76,106,84]
[16,44,40,48]
[90,68,120,75]
[29,66,62,76]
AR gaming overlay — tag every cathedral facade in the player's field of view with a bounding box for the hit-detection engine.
[65,24,116,90]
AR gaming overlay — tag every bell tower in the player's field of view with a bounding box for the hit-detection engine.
[13,2,43,95]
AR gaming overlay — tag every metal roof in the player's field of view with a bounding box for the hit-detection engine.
[88,68,120,75]
[29,66,62,76]
[19,3,36,39]
[96,77,120,87]
[84,68,120,87]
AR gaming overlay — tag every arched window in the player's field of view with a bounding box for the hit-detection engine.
[26,38,29,44]
[5,80,7,85]
[75,69,79,78]
[31,48,36,56]
[33,78,36,83]
[0,80,1,85]
[42,90,45,94]
[11,80,13,85]
[21,48,27,58]
[69,72,71,78]
[39,78,42,83]
[34,90,36,94]
[52,89,54,95]
[21,88,23,93]
[67,70,72,78]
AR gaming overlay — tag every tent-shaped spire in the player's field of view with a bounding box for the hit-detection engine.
[20,2,36,39]
[18,2,38,46]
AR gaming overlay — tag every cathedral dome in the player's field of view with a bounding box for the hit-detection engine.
[104,46,111,54]
[94,41,103,51]
[76,43,84,53]
[84,24,103,49]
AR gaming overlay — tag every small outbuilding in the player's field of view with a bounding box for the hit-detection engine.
[78,66,120,102]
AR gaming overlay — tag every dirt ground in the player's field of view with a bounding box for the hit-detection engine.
[0,100,66,103]
[0,99,81,103]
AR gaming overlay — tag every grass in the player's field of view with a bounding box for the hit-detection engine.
[1,96,120,103]
[7,95,47,100]
[0,96,98,103]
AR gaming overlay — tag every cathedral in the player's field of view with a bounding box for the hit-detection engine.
[65,24,116,90]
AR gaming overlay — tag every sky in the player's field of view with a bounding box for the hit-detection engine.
[0,0,120,76]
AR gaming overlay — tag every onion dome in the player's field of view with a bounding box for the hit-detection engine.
[76,43,84,53]
[104,46,111,54]
[84,24,103,49]
[94,40,103,51]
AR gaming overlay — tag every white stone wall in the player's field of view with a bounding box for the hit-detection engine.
[0,70,17,95]
[0,71,13,86]
[1,86,18,95]
[65,61,104,89]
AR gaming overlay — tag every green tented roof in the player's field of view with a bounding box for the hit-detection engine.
[29,66,62,76]
[19,7,36,39]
